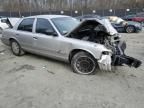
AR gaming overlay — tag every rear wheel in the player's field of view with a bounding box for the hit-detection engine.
[126,26,135,33]
[71,51,97,75]
[10,40,25,56]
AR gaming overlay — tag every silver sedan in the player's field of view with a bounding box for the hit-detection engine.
[1,15,141,75]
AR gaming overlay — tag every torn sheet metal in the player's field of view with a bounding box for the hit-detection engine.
[98,54,112,71]
[95,18,118,35]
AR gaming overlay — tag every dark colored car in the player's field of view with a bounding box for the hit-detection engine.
[123,14,136,21]
[123,13,144,26]
[108,16,142,33]
[132,17,144,23]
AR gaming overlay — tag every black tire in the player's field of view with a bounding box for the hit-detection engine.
[71,51,97,75]
[126,26,135,33]
[10,40,25,56]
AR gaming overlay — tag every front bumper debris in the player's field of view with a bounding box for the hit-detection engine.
[112,55,142,68]
[98,54,112,71]
[98,54,142,71]
[112,40,142,68]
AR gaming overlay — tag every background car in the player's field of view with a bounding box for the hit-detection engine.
[0,19,9,34]
[123,14,136,21]
[108,16,142,33]
[0,17,20,34]
[132,17,144,24]
[123,13,144,26]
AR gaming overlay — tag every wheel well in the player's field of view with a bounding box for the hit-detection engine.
[9,38,16,42]
[9,38,18,45]
[69,49,95,62]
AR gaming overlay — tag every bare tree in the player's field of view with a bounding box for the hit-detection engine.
[0,0,144,12]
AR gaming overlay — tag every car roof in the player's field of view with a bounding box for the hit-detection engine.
[26,15,70,19]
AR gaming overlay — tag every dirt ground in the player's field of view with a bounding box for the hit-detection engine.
[0,32,144,108]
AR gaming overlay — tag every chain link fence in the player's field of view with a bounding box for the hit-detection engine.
[0,8,144,17]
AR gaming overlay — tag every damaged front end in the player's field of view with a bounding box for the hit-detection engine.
[98,39,142,71]
[98,53,112,71]
[111,40,141,68]
[67,18,142,71]
[96,18,142,71]
[97,18,141,71]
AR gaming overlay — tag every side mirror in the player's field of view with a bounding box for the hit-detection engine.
[45,29,58,36]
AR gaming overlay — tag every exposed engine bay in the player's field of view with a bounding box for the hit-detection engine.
[68,19,142,69]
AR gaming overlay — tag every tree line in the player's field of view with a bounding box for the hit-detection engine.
[0,0,144,12]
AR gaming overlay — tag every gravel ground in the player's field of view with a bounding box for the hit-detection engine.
[0,32,144,108]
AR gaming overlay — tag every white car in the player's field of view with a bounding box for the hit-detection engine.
[0,18,9,33]
[0,17,20,34]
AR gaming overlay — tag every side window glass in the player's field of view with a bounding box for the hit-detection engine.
[18,18,34,32]
[36,18,55,35]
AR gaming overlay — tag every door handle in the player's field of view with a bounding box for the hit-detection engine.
[33,37,38,40]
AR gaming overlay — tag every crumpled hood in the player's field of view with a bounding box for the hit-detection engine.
[99,18,118,35]
[66,18,118,36]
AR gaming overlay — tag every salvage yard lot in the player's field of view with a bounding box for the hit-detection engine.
[0,32,144,108]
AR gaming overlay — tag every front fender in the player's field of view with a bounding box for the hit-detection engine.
[71,44,112,60]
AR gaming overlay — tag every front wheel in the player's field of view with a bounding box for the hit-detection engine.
[71,51,97,75]
[126,26,135,33]
[10,40,25,56]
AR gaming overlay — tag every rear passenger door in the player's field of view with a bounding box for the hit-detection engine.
[16,18,35,51]
[33,18,62,58]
